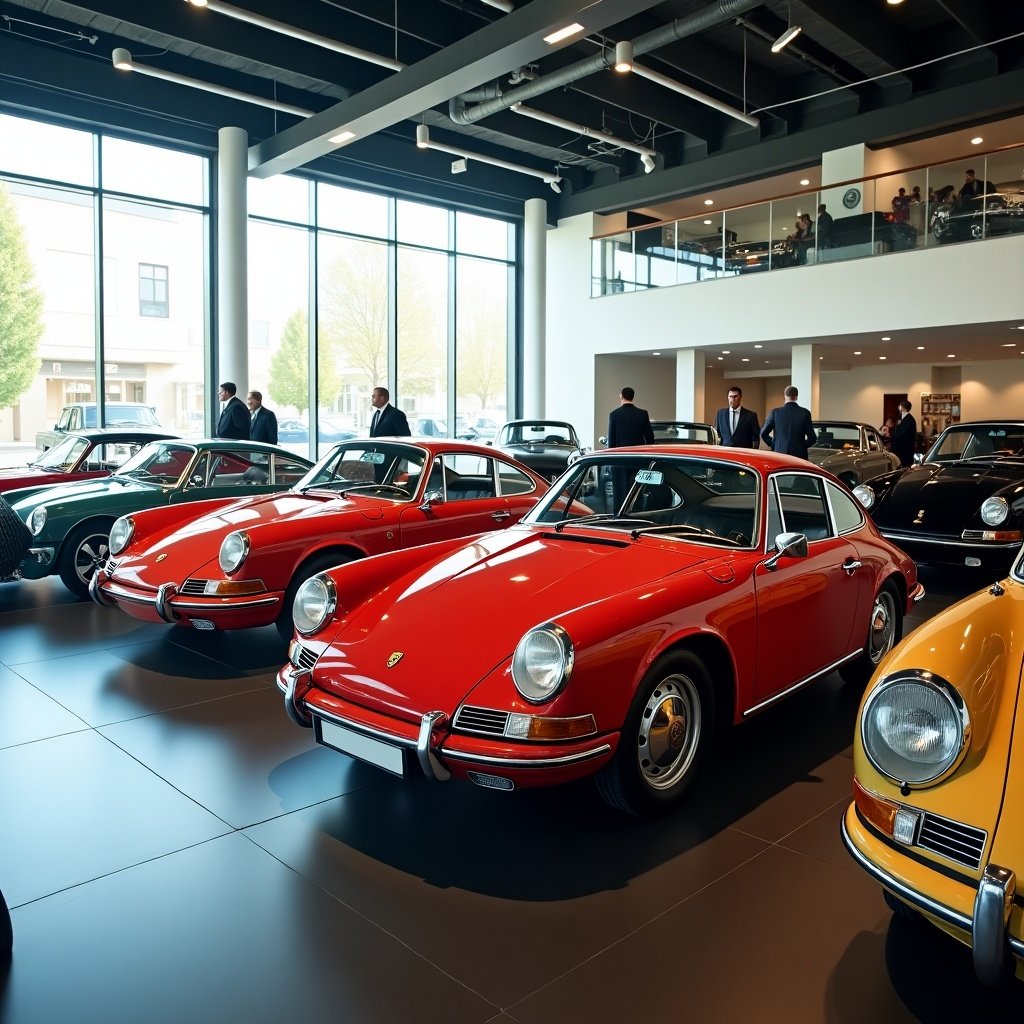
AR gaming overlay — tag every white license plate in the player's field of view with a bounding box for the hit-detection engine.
[318,718,406,777]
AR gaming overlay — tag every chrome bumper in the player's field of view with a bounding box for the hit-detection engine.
[27,546,54,565]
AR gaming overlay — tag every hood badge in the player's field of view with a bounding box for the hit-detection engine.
[387,652,404,669]
[155,553,168,563]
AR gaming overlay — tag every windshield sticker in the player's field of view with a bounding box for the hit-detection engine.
[359,452,387,464]
[635,469,664,485]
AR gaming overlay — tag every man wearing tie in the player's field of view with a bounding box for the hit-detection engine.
[246,390,278,444]
[216,382,250,440]
[760,385,817,460]
[715,386,761,448]
[368,386,410,437]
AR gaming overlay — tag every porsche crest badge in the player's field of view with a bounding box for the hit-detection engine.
[155,553,168,563]
[387,652,404,668]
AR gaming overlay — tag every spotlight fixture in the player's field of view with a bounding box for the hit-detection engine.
[613,40,633,73]
[640,153,655,174]
[416,124,429,149]
[451,157,468,174]
[549,179,562,194]
[771,3,802,54]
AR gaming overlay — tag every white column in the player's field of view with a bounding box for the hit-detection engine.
[522,197,546,417]
[674,350,705,421]
[790,344,820,418]
[821,143,867,217]
[217,127,249,391]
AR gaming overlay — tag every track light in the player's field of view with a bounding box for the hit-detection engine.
[640,153,655,173]
[416,124,429,149]
[111,48,313,116]
[451,157,468,174]
[771,25,802,52]
[549,179,562,194]
[614,40,633,73]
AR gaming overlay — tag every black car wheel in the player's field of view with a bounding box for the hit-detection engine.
[596,651,714,816]
[59,522,112,598]
[840,584,902,686]
[883,887,923,925]
[276,552,356,641]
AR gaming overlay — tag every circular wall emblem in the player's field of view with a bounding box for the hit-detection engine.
[842,187,861,209]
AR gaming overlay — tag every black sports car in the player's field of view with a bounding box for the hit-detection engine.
[494,419,583,482]
[853,421,1024,573]
[931,184,1024,243]
[650,421,718,444]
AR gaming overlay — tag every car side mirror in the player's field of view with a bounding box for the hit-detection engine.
[419,489,444,510]
[764,531,808,572]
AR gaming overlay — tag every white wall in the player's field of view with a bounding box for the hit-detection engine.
[545,213,1024,443]
[594,355,676,447]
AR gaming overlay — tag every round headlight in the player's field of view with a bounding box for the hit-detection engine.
[861,672,969,787]
[511,624,574,704]
[852,484,875,510]
[980,496,1009,526]
[108,516,134,556]
[218,531,250,574]
[29,506,47,536]
[293,574,337,636]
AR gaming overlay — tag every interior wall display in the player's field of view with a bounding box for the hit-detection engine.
[919,392,961,438]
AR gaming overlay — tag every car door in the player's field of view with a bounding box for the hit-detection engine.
[398,453,511,544]
[752,471,867,702]
[859,426,896,479]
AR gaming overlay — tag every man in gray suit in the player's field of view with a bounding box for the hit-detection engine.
[760,385,817,460]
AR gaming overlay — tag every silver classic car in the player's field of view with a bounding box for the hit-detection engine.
[807,421,900,487]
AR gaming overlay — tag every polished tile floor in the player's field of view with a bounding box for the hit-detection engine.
[0,568,1021,1023]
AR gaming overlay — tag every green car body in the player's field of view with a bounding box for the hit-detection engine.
[8,438,313,596]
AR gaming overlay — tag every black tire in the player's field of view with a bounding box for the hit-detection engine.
[59,522,113,598]
[0,887,12,960]
[883,887,923,924]
[275,552,356,641]
[595,650,715,816]
[840,583,902,686]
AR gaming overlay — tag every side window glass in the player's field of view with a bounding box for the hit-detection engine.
[766,478,783,547]
[775,474,832,541]
[271,455,308,486]
[866,429,881,452]
[497,460,536,496]
[186,452,211,488]
[440,454,496,501]
[827,482,864,533]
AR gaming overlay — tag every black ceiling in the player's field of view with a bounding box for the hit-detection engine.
[1,0,1022,219]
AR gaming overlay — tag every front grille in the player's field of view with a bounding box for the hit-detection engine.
[454,705,510,737]
[181,579,212,595]
[291,642,318,671]
[917,812,987,869]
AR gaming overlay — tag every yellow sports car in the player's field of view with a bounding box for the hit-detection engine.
[842,553,1024,985]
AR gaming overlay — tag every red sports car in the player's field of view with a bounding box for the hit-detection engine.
[91,438,548,639]
[0,429,176,494]
[277,446,924,815]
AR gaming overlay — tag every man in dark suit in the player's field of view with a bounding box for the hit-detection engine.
[246,390,278,445]
[890,399,917,468]
[760,385,817,460]
[369,386,411,437]
[607,386,654,448]
[216,382,250,440]
[715,386,761,448]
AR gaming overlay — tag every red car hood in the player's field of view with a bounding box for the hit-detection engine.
[313,527,720,720]
[0,466,75,493]
[115,491,387,584]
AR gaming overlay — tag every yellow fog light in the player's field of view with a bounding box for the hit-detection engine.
[505,713,597,741]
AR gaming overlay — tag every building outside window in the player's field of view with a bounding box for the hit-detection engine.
[138,262,169,317]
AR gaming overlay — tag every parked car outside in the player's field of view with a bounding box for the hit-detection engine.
[807,421,901,488]
[277,418,357,445]
[36,402,161,451]
[92,438,548,640]
[7,439,313,597]
[277,445,921,815]
[494,419,583,481]
[853,421,1024,574]
[842,548,1024,985]
[0,429,176,495]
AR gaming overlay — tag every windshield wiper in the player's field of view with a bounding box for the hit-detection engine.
[553,514,652,533]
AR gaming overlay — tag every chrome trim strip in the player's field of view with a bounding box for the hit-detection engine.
[881,531,1020,550]
[743,650,861,716]
[27,547,54,565]
[283,667,313,728]
[973,864,1016,986]
[441,743,613,769]
[155,583,178,623]
[173,596,279,610]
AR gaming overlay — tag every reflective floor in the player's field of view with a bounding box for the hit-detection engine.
[0,568,1021,1023]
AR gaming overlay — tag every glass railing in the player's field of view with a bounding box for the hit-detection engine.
[592,146,1024,297]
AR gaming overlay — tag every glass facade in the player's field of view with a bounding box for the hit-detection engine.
[0,111,518,455]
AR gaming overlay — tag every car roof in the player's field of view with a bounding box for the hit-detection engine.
[813,421,867,429]
[327,437,515,457]
[590,444,834,474]
[500,419,575,429]
[164,438,314,460]
[65,429,178,442]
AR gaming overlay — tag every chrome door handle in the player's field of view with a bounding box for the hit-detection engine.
[842,558,862,575]
[491,511,512,521]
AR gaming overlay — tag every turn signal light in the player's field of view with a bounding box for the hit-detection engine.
[853,777,901,838]
[505,713,597,740]
[202,579,267,596]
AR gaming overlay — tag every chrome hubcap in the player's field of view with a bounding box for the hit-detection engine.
[636,675,701,791]
[868,591,896,664]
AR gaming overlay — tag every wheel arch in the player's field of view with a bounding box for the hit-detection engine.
[55,514,119,561]
[291,543,367,580]
[659,630,737,730]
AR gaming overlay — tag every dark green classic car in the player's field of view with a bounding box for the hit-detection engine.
[7,439,313,596]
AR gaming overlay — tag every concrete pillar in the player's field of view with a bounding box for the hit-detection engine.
[522,197,546,417]
[790,343,820,418]
[217,127,248,391]
[821,143,867,219]
[675,349,705,421]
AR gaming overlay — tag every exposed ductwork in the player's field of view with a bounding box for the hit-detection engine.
[449,0,763,125]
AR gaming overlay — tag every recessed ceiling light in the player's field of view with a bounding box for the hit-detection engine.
[1001,343,1016,348]
[741,357,750,362]
[704,199,714,206]
[800,179,810,186]
[652,351,661,355]
[703,219,712,225]
[717,356,724,361]
[948,354,956,358]
[764,360,770,364]
[881,336,891,341]
[879,355,887,360]
[854,351,862,355]
[886,0,905,6]
[543,23,584,44]
[329,130,356,144]
[971,136,983,145]
[1016,325,1024,330]
[722,350,730,354]
[917,346,925,350]
[754,344,763,349]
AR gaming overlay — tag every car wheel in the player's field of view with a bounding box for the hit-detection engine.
[883,887,923,925]
[969,221,985,240]
[275,552,356,641]
[59,523,112,598]
[595,651,714,816]
[0,887,11,960]
[840,584,902,686]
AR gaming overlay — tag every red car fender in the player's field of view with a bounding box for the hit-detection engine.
[119,496,249,549]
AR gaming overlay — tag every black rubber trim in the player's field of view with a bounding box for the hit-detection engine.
[539,532,628,548]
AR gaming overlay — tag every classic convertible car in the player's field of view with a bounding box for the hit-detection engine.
[0,429,175,495]
[651,421,718,445]
[494,419,583,481]
[277,446,922,815]
[91,439,548,639]
[7,439,312,596]
[854,421,1024,573]
[842,550,1024,985]
[807,421,901,487]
